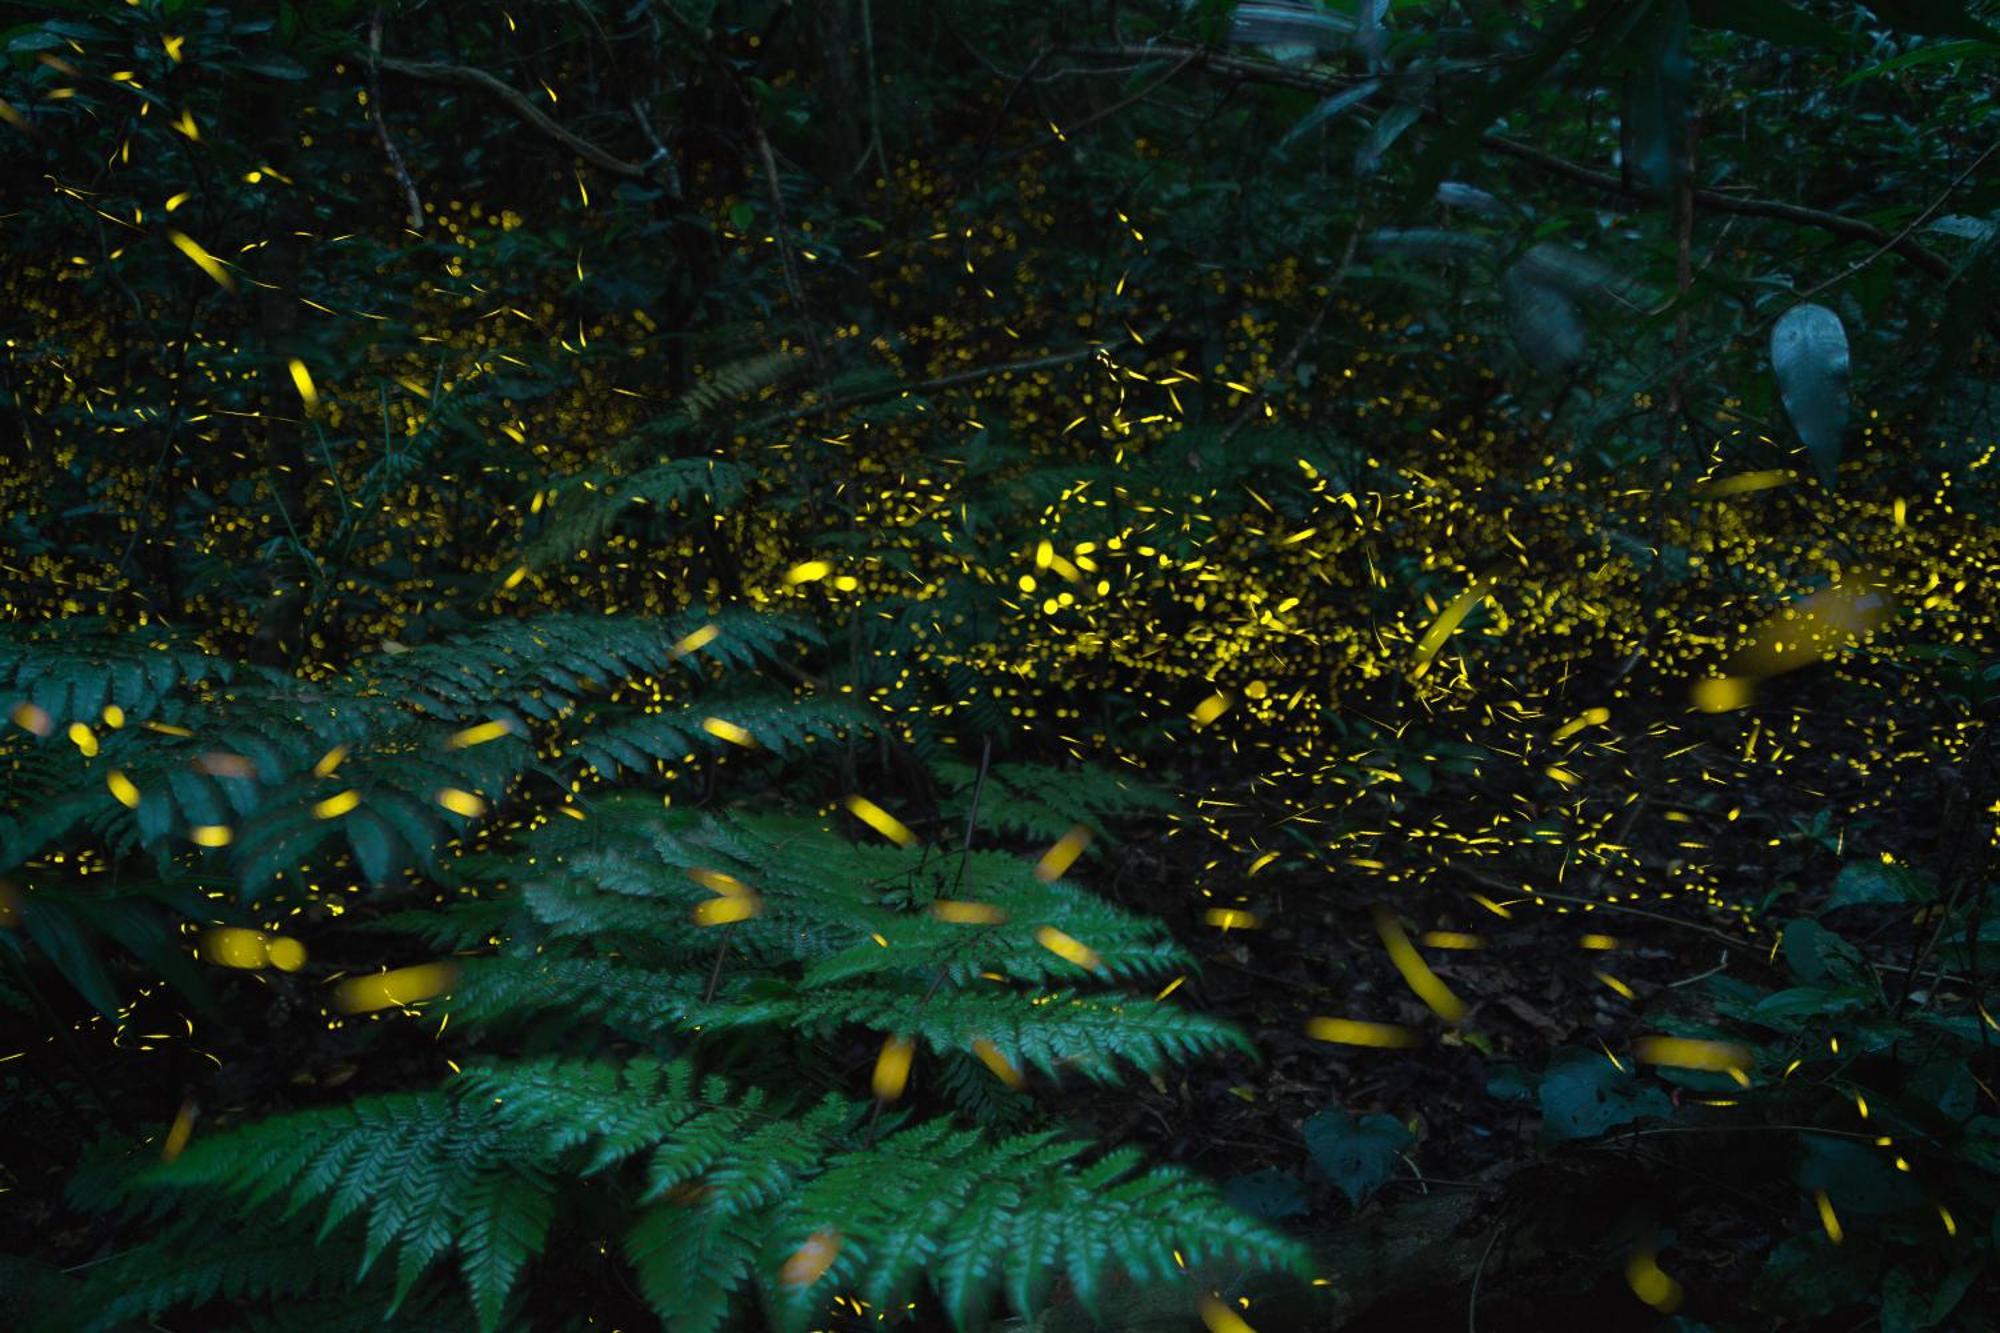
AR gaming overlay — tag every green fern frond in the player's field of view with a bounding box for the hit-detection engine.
[467,798,1192,981]
[74,1221,365,1331]
[518,456,751,572]
[698,984,1253,1083]
[0,620,230,728]
[94,1037,1302,1333]
[680,350,798,421]
[937,758,1179,850]
[447,954,709,1034]
[571,690,874,781]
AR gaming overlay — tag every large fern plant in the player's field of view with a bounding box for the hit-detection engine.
[9,607,1308,1329]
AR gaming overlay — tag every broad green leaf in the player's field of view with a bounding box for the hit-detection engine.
[1538,1047,1672,1143]
[1277,80,1380,153]
[1752,985,1867,1023]
[1303,1107,1412,1205]
[1838,37,1990,84]
[238,53,310,80]
[1690,0,1861,50]
[347,809,398,886]
[1770,303,1850,486]
[1354,102,1420,176]
[20,896,118,1018]
[1754,1235,1877,1317]
[1861,0,2000,43]
[1796,1134,1923,1214]
[1779,917,1867,985]
[1223,1167,1311,1220]
[1827,859,1932,908]
[1882,1261,1983,1333]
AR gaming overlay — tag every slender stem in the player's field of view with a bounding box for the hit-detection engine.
[702,923,735,1003]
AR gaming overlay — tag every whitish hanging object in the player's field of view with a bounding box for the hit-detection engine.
[1354,103,1420,177]
[1502,262,1587,372]
[1436,182,1505,216]
[1362,227,1493,262]
[1513,242,1647,311]
[1622,0,1690,195]
[1770,303,1850,486]
[1230,0,1353,63]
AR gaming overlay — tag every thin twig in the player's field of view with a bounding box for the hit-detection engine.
[851,0,889,190]
[1467,1224,1503,1333]
[367,13,426,232]
[375,57,656,178]
[963,735,993,855]
[732,325,1160,437]
[1458,866,1755,951]
[702,922,735,1003]
[750,118,830,384]
[1058,42,1960,282]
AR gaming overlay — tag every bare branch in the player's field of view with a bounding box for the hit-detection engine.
[375,56,654,179]
[367,13,426,232]
[1060,43,1959,283]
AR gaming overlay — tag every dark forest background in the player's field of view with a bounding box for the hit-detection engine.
[2,1,1998,1329]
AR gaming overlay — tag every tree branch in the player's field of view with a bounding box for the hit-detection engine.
[1477,132,1953,282]
[733,325,1161,437]
[375,57,655,179]
[1060,43,1957,282]
[367,13,426,232]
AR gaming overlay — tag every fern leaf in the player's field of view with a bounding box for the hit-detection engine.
[625,1203,760,1333]
[459,1167,554,1333]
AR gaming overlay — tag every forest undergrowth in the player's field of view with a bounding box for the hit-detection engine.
[3,2,1998,1330]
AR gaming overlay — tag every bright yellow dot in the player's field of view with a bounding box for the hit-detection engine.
[447,720,511,749]
[670,624,719,656]
[1690,676,1753,712]
[932,900,1008,925]
[845,794,915,847]
[872,1034,915,1101]
[1033,825,1091,882]
[693,894,760,926]
[970,1037,1025,1089]
[189,825,232,847]
[107,771,141,809]
[435,788,486,818]
[784,560,831,584]
[700,717,755,747]
[1305,1017,1420,1048]
[313,790,361,820]
[265,937,307,971]
[333,961,458,1014]
[1034,926,1100,971]
[9,703,52,736]
[1815,1189,1843,1244]
[780,1229,842,1288]
[287,358,318,410]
